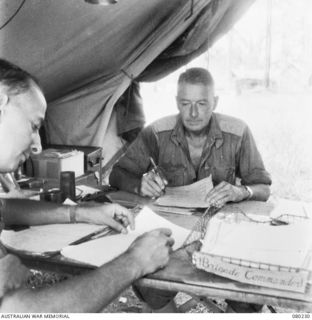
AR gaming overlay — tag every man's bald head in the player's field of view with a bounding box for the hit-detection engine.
[0,59,42,96]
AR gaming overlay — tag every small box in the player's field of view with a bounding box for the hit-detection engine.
[29,149,84,180]
[46,144,103,186]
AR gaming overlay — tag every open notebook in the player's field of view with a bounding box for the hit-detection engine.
[61,207,190,267]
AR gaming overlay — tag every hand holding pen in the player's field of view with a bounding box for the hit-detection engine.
[139,157,168,199]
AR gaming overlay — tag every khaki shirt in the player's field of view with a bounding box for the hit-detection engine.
[110,113,272,193]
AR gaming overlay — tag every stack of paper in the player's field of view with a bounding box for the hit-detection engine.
[193,214,312,292]
[155,176,213,209]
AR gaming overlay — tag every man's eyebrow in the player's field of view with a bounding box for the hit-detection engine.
[179,98,208,101]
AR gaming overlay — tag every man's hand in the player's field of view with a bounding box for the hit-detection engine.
[0,254,31,296]
[76,203,135,234]
[205,181,249,208]
[139,170,168,199]
[126,228,174,277]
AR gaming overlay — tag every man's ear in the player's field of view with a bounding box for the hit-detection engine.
[213,96,219,111]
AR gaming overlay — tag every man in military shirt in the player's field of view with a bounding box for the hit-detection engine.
[110,67,272,312]
[110,67,271,207]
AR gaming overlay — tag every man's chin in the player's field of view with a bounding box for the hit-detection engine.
[185,122,205,132]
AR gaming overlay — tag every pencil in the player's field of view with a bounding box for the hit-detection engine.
[149,157,167,191]
[149,157,158,171]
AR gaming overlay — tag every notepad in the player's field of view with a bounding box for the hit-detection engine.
[155,176,213,208]
[61,207,190,267]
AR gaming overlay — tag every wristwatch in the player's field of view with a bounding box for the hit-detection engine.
[242,185,253,200]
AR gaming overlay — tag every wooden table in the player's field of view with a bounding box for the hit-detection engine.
[8,192,312,312]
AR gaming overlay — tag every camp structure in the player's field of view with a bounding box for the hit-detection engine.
[0,0,255,173]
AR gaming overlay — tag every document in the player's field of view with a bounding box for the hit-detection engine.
[61,207,190,267]
[1,224,107,255]
[155,176,213,208]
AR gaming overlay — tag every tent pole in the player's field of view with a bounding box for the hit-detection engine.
[264,0,272,88]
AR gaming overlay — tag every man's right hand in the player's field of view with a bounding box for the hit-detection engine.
[126,228,174,277]
[139,170,168,199]
[0,254,31,296]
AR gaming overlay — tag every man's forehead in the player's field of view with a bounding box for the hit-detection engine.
[177,82,214,96]
[13,83,47,116]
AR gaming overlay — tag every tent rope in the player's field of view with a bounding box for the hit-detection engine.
[0,0,26,31]
[185,0,194,20]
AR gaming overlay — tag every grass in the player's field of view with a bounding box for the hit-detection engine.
[217,90,312,202]
[29,89,312,313]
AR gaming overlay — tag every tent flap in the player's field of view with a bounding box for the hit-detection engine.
[0,0,255,164]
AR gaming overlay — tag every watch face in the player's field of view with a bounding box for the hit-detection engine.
[245,186,252,199]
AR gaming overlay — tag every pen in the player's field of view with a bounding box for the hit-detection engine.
[70,226,110,245]
[149,157,167,191]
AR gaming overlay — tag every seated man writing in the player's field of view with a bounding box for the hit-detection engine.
[0,58,174,312]
[110,67,271,206]
[109,67,272,312]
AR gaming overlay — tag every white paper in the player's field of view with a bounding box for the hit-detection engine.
[155,176,213,208]
[201,216,312,269]
[1,224,106,255]
[61,207,190,267]
[270,198,312,220]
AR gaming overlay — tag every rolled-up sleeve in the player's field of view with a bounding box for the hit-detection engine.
[238,126,272,186]
[109,126,159,193]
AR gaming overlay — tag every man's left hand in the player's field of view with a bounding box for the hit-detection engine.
[76,203,135,234]
[205,181,249,208]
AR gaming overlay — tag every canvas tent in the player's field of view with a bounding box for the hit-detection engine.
[0,0,255,169]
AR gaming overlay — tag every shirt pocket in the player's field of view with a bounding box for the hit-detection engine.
[161,165,185,187]
[211,165,235,186]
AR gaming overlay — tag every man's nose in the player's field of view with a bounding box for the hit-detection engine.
[31,133,42,155]
[190,102,198,118]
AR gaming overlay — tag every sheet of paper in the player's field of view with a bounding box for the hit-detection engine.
[76,185,101,198]
[155,176,213,208]
[1,224,106,255]
[201,216,312,269]
[61,207,190,267]
[270,198,312,221]
[151,204,196,215]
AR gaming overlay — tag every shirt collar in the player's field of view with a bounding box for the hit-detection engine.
[208,113,223,149]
